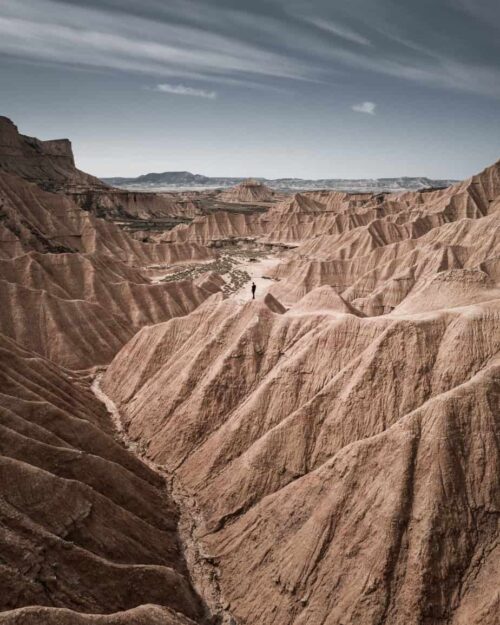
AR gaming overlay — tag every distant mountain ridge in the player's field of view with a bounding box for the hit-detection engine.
[102,170,459,192]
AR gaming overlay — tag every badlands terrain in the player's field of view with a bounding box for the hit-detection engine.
[0,116,499,625]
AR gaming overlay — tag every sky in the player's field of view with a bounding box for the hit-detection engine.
[0,0,499,179]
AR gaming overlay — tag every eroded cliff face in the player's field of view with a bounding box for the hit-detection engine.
[101,160,500,625]
[0,116,101,192]
[0,117,197,219]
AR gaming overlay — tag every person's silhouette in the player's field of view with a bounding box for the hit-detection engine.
[251,282,256,299]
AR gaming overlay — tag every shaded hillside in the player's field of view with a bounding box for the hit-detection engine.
[0,334,203,624]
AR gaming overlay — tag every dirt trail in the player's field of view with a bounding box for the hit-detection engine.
[229,255,281,303]
[143,241,282,300]
[91,374,236,625]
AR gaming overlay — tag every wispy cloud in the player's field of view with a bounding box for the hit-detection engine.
[0,0,319,86]
[352,101,376,114]
[1,0,499,100]
[154,83,216,99]
[303,16,371,46]
[284,0,500,99]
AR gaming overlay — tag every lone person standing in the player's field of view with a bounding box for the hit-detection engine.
[251,281,256,300]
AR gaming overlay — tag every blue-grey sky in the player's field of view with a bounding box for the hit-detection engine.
[0,0,499,179]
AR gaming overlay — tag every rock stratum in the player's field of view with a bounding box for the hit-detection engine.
[0,116,499,625]
[0,117,198,219]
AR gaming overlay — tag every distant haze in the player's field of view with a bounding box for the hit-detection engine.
[102,171,459,193]
[1,0,499,179]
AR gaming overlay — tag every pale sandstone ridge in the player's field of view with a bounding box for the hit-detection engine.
[219,178,274,203]
[102,158,500,625]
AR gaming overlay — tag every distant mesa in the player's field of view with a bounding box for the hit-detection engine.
[219,178,275,203]
[103,168,459,193]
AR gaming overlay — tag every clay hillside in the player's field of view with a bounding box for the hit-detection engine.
[0,116,499,625]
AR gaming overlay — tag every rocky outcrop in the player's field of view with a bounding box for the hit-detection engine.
[0,117,195,219]
[0,116,103,193]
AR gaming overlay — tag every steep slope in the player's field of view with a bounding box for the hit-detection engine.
[0,172,217,368]
[0,266,213,369]
[0,334,203,624]
[102,286,500,625]
[267,161,500,309]
[0,172,212,263]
